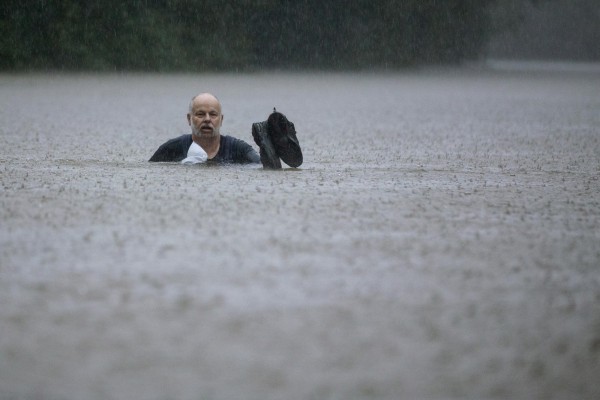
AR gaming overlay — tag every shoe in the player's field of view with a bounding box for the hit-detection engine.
[267,109,303,168]
[252,119,282,169]
[252,108,303,169]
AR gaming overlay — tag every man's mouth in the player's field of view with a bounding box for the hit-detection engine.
[200,125,213,132]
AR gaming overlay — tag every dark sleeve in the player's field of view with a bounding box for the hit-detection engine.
[149,136,187,162]
[235,139,261,164]
[245,146,261,164]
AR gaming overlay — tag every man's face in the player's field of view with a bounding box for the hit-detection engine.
[188,94,223,138]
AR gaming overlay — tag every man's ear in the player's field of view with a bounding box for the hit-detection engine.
[221,114,224,124]
[187,113,191,125]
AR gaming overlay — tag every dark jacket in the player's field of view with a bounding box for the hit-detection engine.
[149,134,260,164]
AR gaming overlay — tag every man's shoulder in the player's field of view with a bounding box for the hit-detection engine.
[163,134,192,146]
[222,134,253,148]
[219,135,260,163]
[149,134,192,162]
[222,134,242,143]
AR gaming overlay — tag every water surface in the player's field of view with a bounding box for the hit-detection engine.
[1,65,599,399]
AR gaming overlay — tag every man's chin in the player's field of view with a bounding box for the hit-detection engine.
[193,130,219,138]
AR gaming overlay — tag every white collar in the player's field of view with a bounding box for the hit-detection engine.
[181,141,208,165]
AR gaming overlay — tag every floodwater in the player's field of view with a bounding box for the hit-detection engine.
[1,63,599,399]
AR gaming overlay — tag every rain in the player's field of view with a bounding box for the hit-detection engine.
[1,1,599,399]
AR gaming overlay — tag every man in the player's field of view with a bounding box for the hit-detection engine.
[149,93,260,164]
[149,92,302,169]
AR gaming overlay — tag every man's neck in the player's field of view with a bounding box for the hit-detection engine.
[193,134,220,159]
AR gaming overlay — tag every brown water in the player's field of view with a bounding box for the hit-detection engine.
[1,64,599,399]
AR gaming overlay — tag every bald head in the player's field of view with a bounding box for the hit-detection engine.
[189,93,221,114]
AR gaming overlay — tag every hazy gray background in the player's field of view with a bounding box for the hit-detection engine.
[2,0,598,71]
[487,0,599,61]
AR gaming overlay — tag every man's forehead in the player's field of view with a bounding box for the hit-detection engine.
[192,94,221,111]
